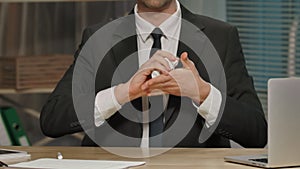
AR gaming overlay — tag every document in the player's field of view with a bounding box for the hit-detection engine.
[10,158,145,169]
[0,149,30,164]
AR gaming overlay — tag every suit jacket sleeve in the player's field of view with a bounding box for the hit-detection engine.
[40,28,94,138]
[216,26,267,148]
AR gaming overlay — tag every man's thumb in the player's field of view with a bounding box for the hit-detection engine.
[181,52,190,68]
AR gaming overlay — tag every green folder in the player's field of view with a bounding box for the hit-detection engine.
[0,108,13,146]
[0,107,30,146]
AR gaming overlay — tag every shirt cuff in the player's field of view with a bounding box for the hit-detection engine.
[94,86,122,127]
[192,84,222,128]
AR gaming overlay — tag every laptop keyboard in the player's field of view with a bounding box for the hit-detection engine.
[250,158,268,163]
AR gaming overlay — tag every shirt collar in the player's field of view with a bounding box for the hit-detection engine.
[135,0,182,42]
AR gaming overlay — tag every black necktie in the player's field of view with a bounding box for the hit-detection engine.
[150,28,163,57]
[149,28,164,147]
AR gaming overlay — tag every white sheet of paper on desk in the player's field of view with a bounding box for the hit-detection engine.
[10,158,145,169]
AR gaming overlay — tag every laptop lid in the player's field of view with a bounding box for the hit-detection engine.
[267,78,300,168]
[224,78,300,168]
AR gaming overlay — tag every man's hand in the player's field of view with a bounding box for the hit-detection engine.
[114,50,178,105]
[140,50,178,71]
[142,52,211,104]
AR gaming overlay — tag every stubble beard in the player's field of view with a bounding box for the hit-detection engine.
[139,0,173,10]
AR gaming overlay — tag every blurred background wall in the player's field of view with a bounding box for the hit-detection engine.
[181,0,226,21]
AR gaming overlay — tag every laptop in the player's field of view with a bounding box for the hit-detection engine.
[224,78,300,168]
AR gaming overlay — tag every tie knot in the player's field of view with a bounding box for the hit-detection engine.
[151,28,163,41]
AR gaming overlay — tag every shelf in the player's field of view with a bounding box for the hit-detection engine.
[0,88,53,94]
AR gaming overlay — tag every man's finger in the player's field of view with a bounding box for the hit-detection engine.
[180,52,198,73]
[148,74,172,86]
[155,56,172,71]
[181,52,191,69]
[141,74,172,89]
[156,50,178,61]
[140,63,169,75]
[181,52,188,60]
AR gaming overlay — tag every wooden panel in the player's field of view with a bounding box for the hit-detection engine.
[0,55,73,89]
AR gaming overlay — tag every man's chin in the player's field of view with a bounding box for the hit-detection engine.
[141,0,172,10]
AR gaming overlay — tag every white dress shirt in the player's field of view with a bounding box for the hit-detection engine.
[94,0,222,147]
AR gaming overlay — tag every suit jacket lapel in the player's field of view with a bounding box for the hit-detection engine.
[110,16,144,130]
[164,5,208,128]
[111,15,138,82]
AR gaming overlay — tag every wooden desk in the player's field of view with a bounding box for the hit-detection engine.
[1,146,271,169]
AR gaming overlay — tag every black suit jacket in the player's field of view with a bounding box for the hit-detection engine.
[40,5,267,148]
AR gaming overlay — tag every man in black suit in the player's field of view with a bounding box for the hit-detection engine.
[40,0,267,148]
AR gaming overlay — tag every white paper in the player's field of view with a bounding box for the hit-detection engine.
[10,158,145,169]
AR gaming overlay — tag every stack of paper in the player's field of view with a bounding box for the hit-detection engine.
[10,158,145,169]
[0,149,31,164]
